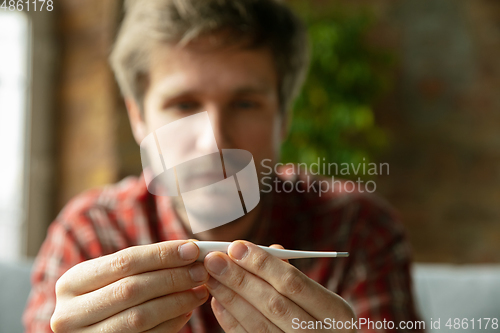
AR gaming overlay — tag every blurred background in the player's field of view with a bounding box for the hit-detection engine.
[1,0,500,266]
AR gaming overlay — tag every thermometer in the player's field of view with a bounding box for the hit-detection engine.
[194,241,349,261]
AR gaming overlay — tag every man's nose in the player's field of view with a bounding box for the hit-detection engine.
[198,108,231,150]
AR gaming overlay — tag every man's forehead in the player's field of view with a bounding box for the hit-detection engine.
[147,42,277,97]
[149,32,269,64]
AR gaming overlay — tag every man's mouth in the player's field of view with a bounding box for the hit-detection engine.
[177,171,225,192]
[187,172,224,183]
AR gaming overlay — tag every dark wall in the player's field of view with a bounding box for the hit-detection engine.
[366,0,500,263]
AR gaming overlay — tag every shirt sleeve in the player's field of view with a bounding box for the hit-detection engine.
[22,218,87,332]
[340,196,424,332]
[24,184,120,333]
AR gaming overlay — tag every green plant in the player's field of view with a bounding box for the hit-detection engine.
[281,2,393,179]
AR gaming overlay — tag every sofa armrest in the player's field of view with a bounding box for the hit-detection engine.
[412,263,500,333]
[0,260,33,333]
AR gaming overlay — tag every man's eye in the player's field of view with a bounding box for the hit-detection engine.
[175,102,198,111]
[233,100,258,109]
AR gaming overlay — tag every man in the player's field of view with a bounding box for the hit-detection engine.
[23,0,423,332]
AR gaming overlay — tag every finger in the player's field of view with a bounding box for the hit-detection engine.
[142,311,193,333]
[228,241,354,322]
[72,263,209,326]
[207,277,281,333]
[81,286,209,333]
[204,252,317,332]
[269,244,289,263]
[211,297,248,333]
[58,240,200,295]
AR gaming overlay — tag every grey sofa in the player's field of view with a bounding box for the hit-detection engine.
[1,261,500,333]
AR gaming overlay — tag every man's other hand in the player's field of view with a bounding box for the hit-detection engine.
[50,240,209,332]
[204,241,356,332]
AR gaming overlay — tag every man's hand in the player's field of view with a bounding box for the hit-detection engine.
[204,241,356,332]
[50,240,209,332]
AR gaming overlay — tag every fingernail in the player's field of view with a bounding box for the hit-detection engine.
[206,255,228,276]
[179,242,198,261]
[193,286,208,299]
[212,298,225,314]
[189,264,208,282]
[206,276,220,289]
[229,241,248,260]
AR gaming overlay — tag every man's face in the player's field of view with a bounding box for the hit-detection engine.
[129,35,284,222]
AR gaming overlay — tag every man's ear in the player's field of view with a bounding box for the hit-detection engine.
[125,97,148,145]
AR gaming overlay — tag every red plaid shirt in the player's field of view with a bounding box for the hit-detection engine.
[23,171,423,332]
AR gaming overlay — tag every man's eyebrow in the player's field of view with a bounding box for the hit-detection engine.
[231,87,274,95]
[157,86,275,100]
[158,89,198,99]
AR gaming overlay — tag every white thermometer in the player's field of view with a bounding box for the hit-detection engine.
[194,241,349,261]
